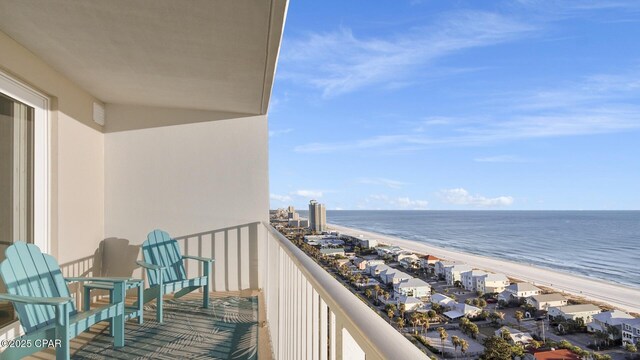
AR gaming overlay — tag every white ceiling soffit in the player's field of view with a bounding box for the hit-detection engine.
[0,0,288,115]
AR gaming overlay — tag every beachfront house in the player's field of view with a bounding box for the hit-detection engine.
[381,268,413,285]
[505,282,541,299]
[622,318,640,346]
[445,264,473,286]
[419,255,440,270]
[399,256,421,270]
[526,293,568,311]
[477,273,510,294]
[587,310,635,340]
[495,326,533,345]
[396,252,419,262]
[435,260,457,277]
[394,278,431,300]
[461,269,488,291]
[431,293,457,309]
[396,295,424,312]
[367,263,392,277]
[376,245,403,258]
[444,303,481,320]
[548,304,601,324]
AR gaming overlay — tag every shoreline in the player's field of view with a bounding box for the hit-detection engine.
[328,223,640,314]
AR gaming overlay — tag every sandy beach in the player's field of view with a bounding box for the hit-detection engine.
[329,223,640,314]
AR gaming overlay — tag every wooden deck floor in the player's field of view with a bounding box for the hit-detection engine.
[21,290,272,359]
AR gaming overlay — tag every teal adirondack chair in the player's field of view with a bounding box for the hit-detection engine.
[137,229,214,323]
[0,242,128,360]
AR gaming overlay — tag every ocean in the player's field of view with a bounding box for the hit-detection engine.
[308,210,640,288]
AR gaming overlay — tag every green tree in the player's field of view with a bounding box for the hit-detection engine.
[460,339,469,360]
[514,310,524,329]
[410,313,420,335]
[625,343,637,353]
[365,288,372,299]
[451,335,461,359]
[396,317,405,330]
[437,327,448,357]
[481,336,512,360]
[387,308,394,324]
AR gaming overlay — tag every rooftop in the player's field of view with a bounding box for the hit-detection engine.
[553,304,601,314]
[532,349,581,360]
[592,310,634,325]
[530,293,567,302]
[482,273,509,282]
[507,282,541,293]
[396,278,431,288]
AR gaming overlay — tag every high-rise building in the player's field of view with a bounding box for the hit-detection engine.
[308,200,326,233]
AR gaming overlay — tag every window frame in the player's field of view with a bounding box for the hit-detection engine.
[0,70,50,254]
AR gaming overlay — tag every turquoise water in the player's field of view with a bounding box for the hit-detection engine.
[316,210,640,288]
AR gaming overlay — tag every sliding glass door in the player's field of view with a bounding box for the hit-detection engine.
[0,92,34,247]
[0,92,35,327]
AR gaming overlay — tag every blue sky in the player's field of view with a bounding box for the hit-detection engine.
[268,0,640,210]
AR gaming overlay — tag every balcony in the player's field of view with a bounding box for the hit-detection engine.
[8,222,428,359]
[0,1,427,358]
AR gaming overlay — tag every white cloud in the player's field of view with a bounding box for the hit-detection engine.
[268,128,293,137]
[358,177,407,189]
[439,188,514,207]
[292,190,323,198]
[474,155,528,163]
[294,69,640,153]
[366,194,429,210]
[280,11,536,97]
[270,193,292,203]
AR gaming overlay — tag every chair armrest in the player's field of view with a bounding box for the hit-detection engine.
[65,276,130,283]
[137,260,166,271]
[0,293,73,305]
[182,255,215,263]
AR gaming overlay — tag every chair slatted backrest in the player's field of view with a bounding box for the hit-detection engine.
[0,242,76,333]
[142,230,187,286]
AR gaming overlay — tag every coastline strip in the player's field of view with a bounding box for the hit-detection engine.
[329,223,640,314]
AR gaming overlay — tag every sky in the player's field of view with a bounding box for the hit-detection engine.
[268,0,640,211]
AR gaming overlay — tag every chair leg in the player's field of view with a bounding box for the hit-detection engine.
[112,282,126,348]
[203,262,211,309]
[55,303,71,360]
[108,288,114,337]
[137,282,144,325]
[157,274,164,323]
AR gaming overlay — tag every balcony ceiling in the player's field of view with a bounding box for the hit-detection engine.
[0,0,287,114]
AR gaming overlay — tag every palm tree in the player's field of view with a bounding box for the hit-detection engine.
[400,303,406,319]
[494,310,505,325]
[459,339,469,360]
[410,313,420,335]
[451,335,460,359]
[396,317,406,331]
[514,310,524,329]
[387,309,394,324]
[384,291,390,303]
[365,288,372,299]
[422,316,430,336]
[437,327,448,357]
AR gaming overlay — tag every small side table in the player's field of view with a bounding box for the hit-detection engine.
[83,279,144,335]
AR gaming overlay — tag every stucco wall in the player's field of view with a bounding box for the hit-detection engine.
[0,30,105,265]
[104,104,269,290]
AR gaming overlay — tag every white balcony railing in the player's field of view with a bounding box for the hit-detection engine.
[262,222,429,360]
